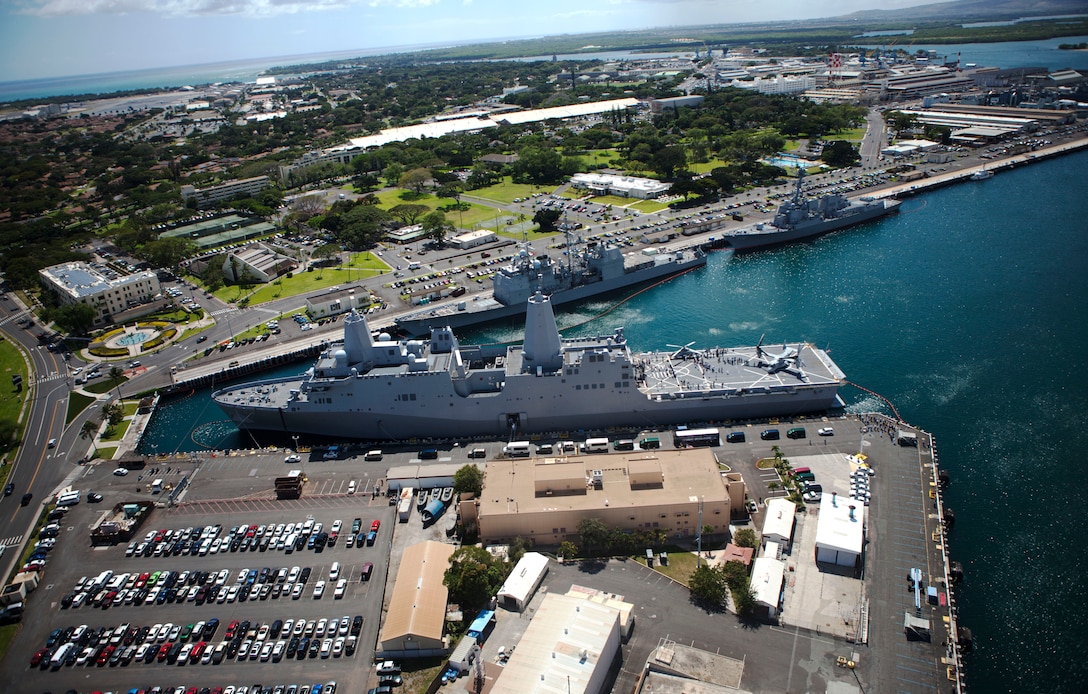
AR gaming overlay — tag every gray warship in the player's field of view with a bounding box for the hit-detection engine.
[719,168,900,252]
[213,292,845,441]
[393,235,711,337]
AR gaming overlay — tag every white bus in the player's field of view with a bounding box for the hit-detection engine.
[502,441,532,458]
[673,427,721,447]
[582,437,610,453]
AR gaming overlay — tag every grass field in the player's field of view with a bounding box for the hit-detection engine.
[576,148,622,169]
[630,198,672,214]
[96,445,117,460]
[101,418,131,443]
[464,178,545,204]
[647,549,700,585]
[688,158,729,174]
[0,336,29,457]
[66,391,95,425]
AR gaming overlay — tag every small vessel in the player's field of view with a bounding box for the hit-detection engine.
[969,168,993,181]
[394,232,712,337]
[441,487,454,503]
[212,291,846,441]
[719,168,900,252]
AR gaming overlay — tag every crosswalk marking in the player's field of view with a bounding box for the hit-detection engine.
[0,535,24,548]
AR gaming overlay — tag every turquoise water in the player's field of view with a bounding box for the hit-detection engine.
[115,331,152,346]
[144,149,1088,690]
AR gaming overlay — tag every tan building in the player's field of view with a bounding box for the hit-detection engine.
[379,540,455,656]
[474,449,745,545]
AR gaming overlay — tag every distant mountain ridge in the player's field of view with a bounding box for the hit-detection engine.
[841,0,1088,21]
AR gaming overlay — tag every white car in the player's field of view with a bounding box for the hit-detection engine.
[817,427,835,436]
[285,454,301,463]
[312,580,326,599]
[334,579,347,599]
[113,467,129,476]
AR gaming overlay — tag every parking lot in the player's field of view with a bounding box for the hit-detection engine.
[0,451,398,694]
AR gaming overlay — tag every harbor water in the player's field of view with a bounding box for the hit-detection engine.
[143,148,1088,691]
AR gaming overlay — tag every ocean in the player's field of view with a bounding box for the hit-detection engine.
[4,36,1087,103]
[142,148,1088,692]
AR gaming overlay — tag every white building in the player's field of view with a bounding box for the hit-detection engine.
[452,229,497,249]
[181,175,270,209]
[221,243,297,283]
[814,492,866,569]
[749,556,786,617]
[496,552,550,612]
[39,262,162,327]
[491,593,622,694]
[761,498,796,547]
[306,285,374,319]
[569,173,670,199]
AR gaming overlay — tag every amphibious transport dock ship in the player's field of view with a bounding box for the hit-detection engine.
[720,169,900,252]
[213,292,845,441]
[394,238,712,337]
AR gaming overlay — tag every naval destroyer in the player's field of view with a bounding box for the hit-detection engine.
[716,169,900,252]
[213,292,845,441]
[393,235,712,337]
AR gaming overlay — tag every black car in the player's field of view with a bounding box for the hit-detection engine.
[760,429,780,440]
[3,483,13,496]
[87,492,103,503]
[20,492,32,506]
[725,431,746,443]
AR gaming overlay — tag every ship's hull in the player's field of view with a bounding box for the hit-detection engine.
[395,251,709,336]
[723,200,899,252]
[216,374,842,441]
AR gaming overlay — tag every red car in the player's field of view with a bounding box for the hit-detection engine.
[30,647,50,667]
[371,520,381,533]
[190,641,207,662]
[96,645,114,666]
[224,620,239,640]
[156,643,171,662]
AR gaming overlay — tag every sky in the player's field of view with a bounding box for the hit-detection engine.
[0,0,932,82]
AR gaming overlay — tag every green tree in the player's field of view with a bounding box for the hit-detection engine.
[820,140,860,168]
[720,560,749,590]
[398,168,431,195]
[689,564,729,607]
[509,536,532,564]
[389,203,430,225]
[733,528,757,549]
[312,243,340,266]
[733,585,759,617]
[422,210,452,246]
[453,464,483,496]
[80,419,100,458]
[141,236,195,272]
[201,259,226,292]
[558,540,578,563]
[443,545,507,612]
[650,144,687,178]
[51,302,96,336]
[533,208,562,234]
[577,517,610,557]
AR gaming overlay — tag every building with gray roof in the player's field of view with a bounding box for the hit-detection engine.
[39,262,162,327]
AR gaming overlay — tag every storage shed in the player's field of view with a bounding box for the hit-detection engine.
[814,493,866,570]
[496,552,550,612]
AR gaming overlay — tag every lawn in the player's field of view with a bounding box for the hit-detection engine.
[96,446,117,460]
[688,158,729,174]
[372,189,501,229]
[648,549,701,585]
[629,198,672,214]
[464,177,545,204]
[0,336,29,449]
[85,377,127,396]
[100,419,131,443]
[66,391,96,425]
[830,127,867,142]
[575,148,622,169]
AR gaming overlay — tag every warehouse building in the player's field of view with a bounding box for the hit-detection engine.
[490,593,623,694]
[379,541,455,657]
[474,450,745,545]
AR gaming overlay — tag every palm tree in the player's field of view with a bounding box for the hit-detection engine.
[80,420,100,458]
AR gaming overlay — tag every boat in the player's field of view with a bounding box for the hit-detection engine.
[720,168,900,252]
[212,292,846,441]
[393,233,712,337]
[969,168,994,181]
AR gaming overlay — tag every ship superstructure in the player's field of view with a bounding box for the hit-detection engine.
[213,293,845,441]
